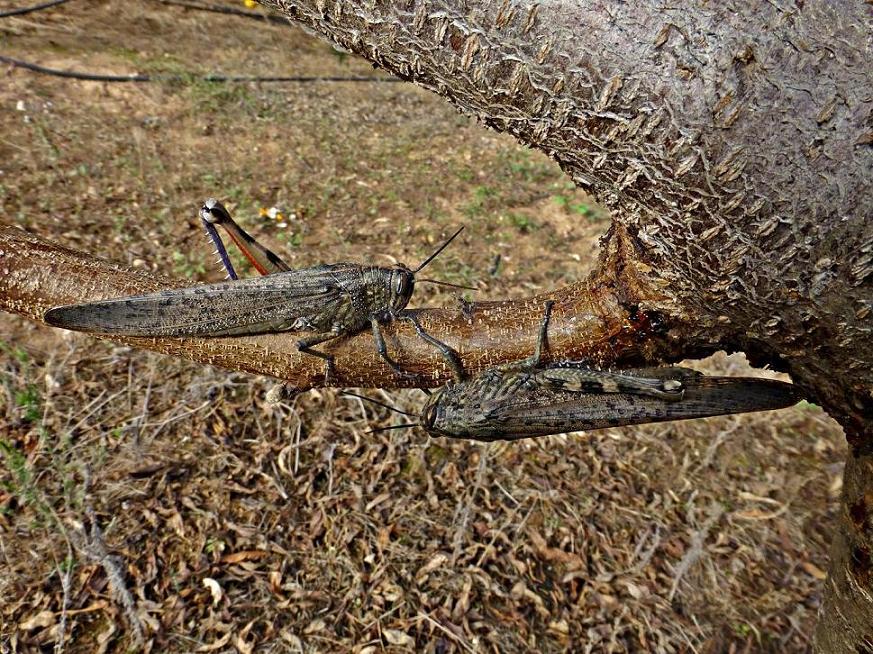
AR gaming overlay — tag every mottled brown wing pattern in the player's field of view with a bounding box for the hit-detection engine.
[44,264,361,337]
[432,374,803,442]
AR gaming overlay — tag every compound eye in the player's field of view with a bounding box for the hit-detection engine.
[423,402,437,429]
[395,271,411,296]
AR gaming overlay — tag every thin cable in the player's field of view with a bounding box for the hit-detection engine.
[0,54,402,84]
[158,0,289,26]
[0,0,71,19]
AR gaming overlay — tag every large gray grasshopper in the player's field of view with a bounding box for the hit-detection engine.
[350,302,804,442]
[45,199,468,381]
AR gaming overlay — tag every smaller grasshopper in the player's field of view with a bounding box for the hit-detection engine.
[45,199,470,381]
[348,302,804,441]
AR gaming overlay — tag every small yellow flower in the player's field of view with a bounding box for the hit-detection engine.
[243,0,258,8]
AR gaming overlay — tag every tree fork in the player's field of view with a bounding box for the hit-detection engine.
[2,0,870,647]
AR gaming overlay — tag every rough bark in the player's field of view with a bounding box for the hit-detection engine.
[253,1,872,650]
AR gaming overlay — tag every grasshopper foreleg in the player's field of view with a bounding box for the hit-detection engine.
[399,313,465,382]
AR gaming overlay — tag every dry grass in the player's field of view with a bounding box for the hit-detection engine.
[0,2,846,652]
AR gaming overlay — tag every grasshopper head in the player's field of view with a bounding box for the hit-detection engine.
[421,388,446,436]
[388,265,416,313]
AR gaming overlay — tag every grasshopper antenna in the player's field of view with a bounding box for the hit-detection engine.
[417,278,477,291]
[412,226,465,273]
[342,392,417,417]
[367,423,421,434]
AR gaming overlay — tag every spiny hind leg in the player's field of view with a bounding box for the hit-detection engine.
[611,366,703,401]
[619,366,703,382]
[596,370,688,401]
[537,368,687,401]
[200,202,239,280]
[198,199,297,399]
[200,198,291,277]
[297,329,344,384]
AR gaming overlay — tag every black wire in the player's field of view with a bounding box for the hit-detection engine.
[0,0,71,18]
[158,0,289,26]
[0,54,402,83]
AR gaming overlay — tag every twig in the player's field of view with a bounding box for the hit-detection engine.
[75,507,145,646]
[451,444,489,562]
[0,0,71,19]
[416,611,477,654]
[668,505,724,601]
[53,542,73,654]
[0,54,401,83]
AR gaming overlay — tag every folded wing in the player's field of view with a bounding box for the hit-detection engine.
[44,265,350,337]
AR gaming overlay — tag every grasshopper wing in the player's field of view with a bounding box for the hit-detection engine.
[470,376,803,441]
[44,264,354,337]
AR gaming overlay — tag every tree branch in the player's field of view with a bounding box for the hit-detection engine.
[1,224,700,390]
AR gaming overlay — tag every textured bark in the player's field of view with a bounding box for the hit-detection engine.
[263,0,872,434]
[252,1,872,650]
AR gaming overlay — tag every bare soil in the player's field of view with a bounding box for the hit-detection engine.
[0,2,846,652]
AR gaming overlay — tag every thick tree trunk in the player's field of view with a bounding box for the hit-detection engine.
[256,0,872,649]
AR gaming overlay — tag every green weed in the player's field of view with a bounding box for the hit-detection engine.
[172,250,207,278]
[15,385,41,423]
[508,213,537,233]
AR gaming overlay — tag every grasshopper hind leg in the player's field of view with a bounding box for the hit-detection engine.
[498,300,555,373]
[201,218,239,280]
[199,199,291,277]
[297,329,344,384]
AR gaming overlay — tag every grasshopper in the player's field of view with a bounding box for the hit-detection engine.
[45,199,469,381]
[349,302,804,442]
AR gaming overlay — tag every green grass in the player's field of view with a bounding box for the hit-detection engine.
[15,385,41,423]
[172,250,207,278]
[503,150,555,183]
[552,194,607,222]
[188,79,256,115]
[508,213,537,233]
[463,185,497,219]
